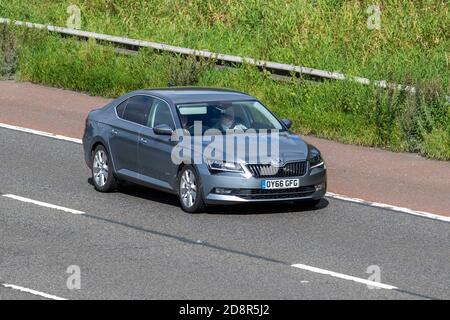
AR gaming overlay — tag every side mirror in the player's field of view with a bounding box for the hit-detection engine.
[282,118,292,129]
[153,124,173,135]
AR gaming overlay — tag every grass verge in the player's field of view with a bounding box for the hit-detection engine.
[1,0,448,87]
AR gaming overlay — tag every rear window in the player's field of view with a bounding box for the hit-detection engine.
[116,99,128,118]
[118,95,154,125]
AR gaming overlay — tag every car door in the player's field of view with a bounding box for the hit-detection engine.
[108,95,153,178]
[138,98,178,190]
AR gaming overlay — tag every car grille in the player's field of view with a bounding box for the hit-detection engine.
[236,185,315,200]
[246,161,307,178]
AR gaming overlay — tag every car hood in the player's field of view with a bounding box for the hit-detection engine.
[182,132,309,164]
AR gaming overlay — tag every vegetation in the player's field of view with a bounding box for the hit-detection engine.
[0,24,18,78]
[0,1,448,160]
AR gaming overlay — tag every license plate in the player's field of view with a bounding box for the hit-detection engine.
[262,178,300,190]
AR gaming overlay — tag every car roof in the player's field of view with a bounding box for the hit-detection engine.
[130,87,256,104]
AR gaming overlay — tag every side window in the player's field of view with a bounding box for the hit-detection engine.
[116,99,128,118]
[122,95,154,125]
[148,100,175,129]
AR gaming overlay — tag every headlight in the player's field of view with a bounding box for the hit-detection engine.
[206,159,244,173]
[308,145,324,169]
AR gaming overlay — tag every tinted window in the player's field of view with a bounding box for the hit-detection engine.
[148,100,175,129]
[116,99,128,118]
[122,95,153,125]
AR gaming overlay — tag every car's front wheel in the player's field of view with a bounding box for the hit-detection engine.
[92,145,117,192]
[178,165,205,213]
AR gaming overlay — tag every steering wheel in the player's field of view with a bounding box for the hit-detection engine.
[187,124,210,135]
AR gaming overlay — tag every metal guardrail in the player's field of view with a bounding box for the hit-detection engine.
[1,17,448,102]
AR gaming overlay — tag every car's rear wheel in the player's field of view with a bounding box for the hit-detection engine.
[92,145,117,192]
[178,165,205,213]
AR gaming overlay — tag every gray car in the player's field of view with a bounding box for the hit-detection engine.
[82,88,327,213]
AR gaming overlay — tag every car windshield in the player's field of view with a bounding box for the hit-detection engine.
[176,100,285,135]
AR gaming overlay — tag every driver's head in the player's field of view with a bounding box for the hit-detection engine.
[180,115,188,128]
[220,107,235,129]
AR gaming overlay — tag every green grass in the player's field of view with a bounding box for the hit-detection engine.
[0,24,18,79]
[0,1,449,160]
[1,0,448,86]
[422,128,450,160]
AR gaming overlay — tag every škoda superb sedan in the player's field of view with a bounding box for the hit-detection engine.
[83,88,326,213]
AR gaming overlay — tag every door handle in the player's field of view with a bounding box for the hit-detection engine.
[140,137,148,144]
[111,129,118,135]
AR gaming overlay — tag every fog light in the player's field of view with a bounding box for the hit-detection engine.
[215,188,234,195]
[315,183,325,191]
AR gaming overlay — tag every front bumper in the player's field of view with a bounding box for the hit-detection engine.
[200,165,327,205]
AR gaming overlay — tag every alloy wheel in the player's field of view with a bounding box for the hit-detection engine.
[180,169,197,208]
[93,149,109,187]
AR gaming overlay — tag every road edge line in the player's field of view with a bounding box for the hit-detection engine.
[0,122,82,144]
[2,283,67,300]
[326,192,450,223]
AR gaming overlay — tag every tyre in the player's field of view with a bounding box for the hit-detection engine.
[178,165,205,213]
[92,145,117,192]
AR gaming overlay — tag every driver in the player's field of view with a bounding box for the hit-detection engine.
[180,114,189,129]
[215,107,247,131]
[179,114,191,135]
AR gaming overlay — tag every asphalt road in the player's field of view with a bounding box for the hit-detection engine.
[0,127,448,300]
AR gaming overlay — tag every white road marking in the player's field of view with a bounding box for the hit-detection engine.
[291,263,398,290]
[0,122,82,144]
[2,194,85,215]
[2,283,67,300]
[326,192,450,223]
[0,123,448,222]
